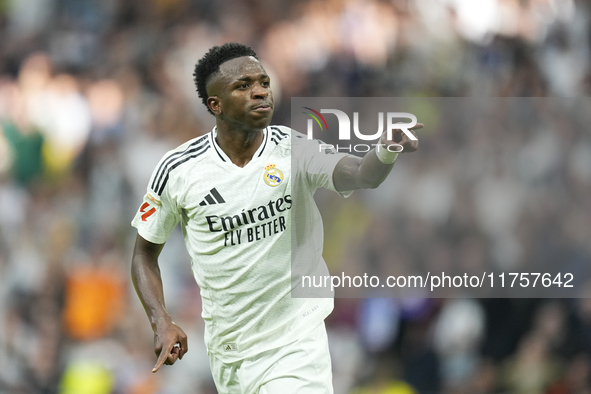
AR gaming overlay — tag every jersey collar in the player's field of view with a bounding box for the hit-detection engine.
[210,127,269,164]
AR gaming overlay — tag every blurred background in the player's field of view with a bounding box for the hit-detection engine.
[0,0,590,393]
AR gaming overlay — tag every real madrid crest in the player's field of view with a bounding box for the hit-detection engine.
[264,163,283,187]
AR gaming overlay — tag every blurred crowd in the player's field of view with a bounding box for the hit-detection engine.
[0,0,590,393]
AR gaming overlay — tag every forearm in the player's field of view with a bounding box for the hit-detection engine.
[355,148,396,188]
[131,245,171,330]
[131,235,188,371]
[333,149,395,191]
[333,124,421,191]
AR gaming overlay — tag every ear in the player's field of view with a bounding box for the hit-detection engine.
[208,96,222,115]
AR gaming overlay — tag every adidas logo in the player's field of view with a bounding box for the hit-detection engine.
[223,343,237,352]
[199,188,226,206]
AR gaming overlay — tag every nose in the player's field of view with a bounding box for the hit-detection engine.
[252,82,269,99]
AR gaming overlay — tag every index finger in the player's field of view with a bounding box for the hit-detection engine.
[153,343,174,373]
[410,123,424,130]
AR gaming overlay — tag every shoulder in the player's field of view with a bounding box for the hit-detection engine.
[267,125,292,146]
[150,133,211,196]
[286,127,334,154]
[164,133,211,160]
[267,125,316,148]
[267,125,308,139]
[265,125,335,158]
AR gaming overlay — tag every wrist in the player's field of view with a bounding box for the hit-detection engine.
[150,314,173,330]
[375,143,402,164]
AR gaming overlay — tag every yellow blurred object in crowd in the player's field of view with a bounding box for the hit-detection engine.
[59,362,113,394]
[351,380,417,394]
[41,141,76,176]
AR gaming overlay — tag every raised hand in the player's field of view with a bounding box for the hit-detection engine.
[381,122,423,153]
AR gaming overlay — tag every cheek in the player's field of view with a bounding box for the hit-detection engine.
[227,94,247,111]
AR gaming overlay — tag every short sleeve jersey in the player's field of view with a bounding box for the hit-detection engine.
[131,126,350,362]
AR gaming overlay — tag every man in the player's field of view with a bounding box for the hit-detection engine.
[131,43,420,393]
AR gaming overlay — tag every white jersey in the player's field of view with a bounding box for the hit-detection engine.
[132,125,350,362]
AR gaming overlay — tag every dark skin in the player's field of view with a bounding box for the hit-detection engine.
[206,56,274,167]
[131,55,422,372]
[131,237,187,372]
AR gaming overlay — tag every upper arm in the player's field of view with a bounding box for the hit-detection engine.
[132,233,165,264]
[293,131,354,194]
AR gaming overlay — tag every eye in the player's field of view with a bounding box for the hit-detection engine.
[238,82,249,89]
[262,80,270,88]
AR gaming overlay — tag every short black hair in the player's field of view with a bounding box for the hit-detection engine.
[193,43,258,115]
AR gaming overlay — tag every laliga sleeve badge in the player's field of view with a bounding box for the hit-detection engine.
[146,193,161,206]
[263,164,283,187]
[139,193,160,222]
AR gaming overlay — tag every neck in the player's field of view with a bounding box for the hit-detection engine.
[215,123,265,167]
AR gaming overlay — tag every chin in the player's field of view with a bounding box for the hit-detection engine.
[249,115,273,129]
